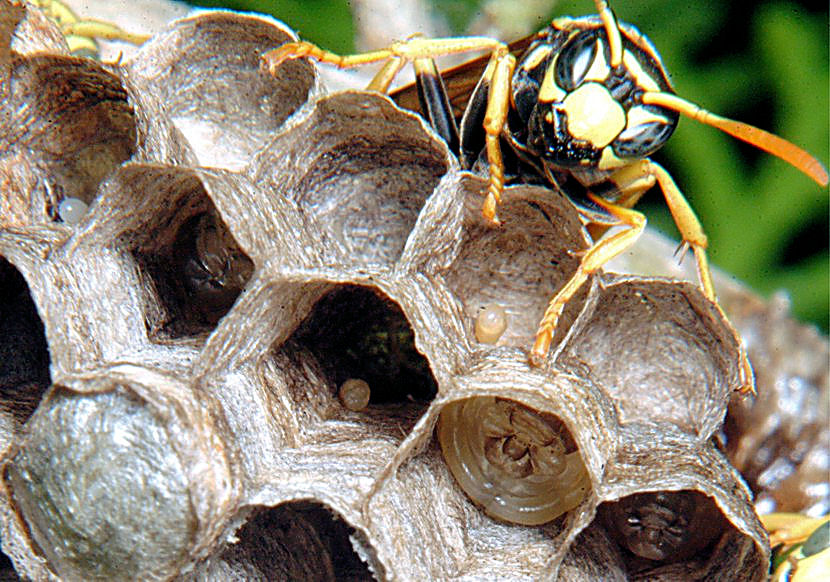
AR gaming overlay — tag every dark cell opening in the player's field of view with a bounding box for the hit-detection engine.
[290,285,437,405]
[132,207,253,340]
[224,502,374,581]
[0,258,51,425]
[0,549,17,580]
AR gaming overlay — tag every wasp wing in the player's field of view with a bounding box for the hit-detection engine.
[391,34,536,121]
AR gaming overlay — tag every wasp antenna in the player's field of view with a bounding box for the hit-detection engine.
[594,0,623,67]
[643,92,829,186]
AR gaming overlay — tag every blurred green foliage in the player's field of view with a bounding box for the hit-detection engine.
[188,0,828,331]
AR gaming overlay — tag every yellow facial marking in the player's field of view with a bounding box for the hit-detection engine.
[625,104,671,130]
[562,83,626,147]
[598,147,628,171]
[539,59,567,103]
[622,50,661,92]
[582,40,610,83]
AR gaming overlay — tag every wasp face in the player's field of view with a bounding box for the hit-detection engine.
[512,20,679,172]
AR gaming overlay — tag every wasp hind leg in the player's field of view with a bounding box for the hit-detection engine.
[529,195,646,367]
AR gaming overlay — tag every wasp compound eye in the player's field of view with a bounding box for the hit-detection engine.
[555,30,602,92]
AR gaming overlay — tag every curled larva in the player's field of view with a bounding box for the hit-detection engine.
[475,304,507,344]
[174,211,254,322]
[438,396,590,525]
[338,378,370,411]
[600,490,727,563]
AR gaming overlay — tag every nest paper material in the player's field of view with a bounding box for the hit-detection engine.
[1,2,827,580]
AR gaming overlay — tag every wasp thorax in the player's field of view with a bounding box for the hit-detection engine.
[438,397,590,525]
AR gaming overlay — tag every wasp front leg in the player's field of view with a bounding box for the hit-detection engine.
[262,36,508,92]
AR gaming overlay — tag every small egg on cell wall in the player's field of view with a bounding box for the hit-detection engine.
[475,304,507,344]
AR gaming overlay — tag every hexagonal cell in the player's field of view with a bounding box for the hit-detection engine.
[0,257,50,427]
[126,12,315,170]
[124,177,254,341]
[251,92,451,269]
[285,284,438,416]
[440,181,590,354]
[599,490,726,565]
[0,54,136,225]
[593,489,767,580]
[2,367,234,582]
[4,387,194,581]
[211,502,374,581]
[558,278,743,437]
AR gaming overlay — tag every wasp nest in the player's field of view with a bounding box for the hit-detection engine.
[1,2,826,580]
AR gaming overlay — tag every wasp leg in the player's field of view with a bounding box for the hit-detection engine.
[62,20,149,46]
[529,195,646,367]
[645,160,755,394]
[481,50,516,224]
[642,160,713,299]
[262,36,507,92]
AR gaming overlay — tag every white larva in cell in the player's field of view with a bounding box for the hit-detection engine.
[438,397,591,525]
[57,197,89,225]
[339,378,371,411]
[475,304,507,344]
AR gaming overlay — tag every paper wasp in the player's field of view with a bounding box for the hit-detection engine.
[263,1,828,375]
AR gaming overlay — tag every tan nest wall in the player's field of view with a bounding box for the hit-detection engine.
[0,1,826,580]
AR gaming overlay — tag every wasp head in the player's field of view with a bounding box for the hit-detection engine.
[513,20,679,172]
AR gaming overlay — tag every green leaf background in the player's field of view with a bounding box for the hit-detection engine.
[188,0,829,331]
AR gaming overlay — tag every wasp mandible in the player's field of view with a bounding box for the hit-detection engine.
[263,0,828,376]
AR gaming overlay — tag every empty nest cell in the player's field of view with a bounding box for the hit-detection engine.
[214,501,373,581]
[253,92,450,268]
[126,12,315,169]
[286,284,438,412]
[0,257,50,427]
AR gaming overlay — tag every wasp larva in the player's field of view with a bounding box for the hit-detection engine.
[338,378,371,411]
[174,211,253,323]
[475,304,507,344]
[438,397,590,525]
[601,490,726,563]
